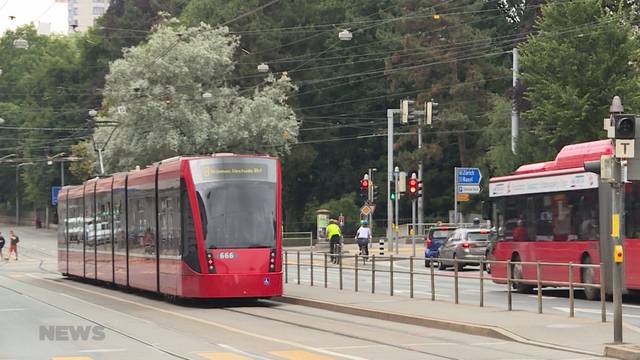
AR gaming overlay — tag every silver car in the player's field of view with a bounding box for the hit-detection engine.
[438,228,490,270]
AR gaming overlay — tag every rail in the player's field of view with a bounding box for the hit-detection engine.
[282,232,313,249]
[282,250,606,322]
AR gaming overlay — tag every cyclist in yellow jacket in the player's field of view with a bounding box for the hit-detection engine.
[326,219,342,264]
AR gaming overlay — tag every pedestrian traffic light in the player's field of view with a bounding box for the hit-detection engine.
[426,100,439,126]
[407,173,418,199]
[401,99,415,124]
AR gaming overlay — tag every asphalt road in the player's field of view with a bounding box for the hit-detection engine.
[283,249,640,326]
[0,226,609,360]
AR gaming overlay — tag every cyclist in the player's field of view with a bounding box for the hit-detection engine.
[326,219,342,264]
[355,220,371,263]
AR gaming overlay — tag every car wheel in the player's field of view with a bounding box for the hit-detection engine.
[438,258,446,270]
[425,258,430,268]
[454,254,464,271]
[512,261,534,294]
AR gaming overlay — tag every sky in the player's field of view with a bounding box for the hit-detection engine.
[0,0,68,35]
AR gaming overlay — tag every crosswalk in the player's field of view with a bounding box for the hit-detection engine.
[52,349,338,360]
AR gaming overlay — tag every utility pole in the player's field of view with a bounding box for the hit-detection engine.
[394,167,400,255]
[387,109,399,253]
[417,107,424,236]
[511,48,519,154]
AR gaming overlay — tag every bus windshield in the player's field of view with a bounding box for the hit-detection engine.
[196,181,276,249]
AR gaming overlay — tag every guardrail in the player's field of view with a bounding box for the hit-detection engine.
[282,232,314,248]
[283,250,606,322]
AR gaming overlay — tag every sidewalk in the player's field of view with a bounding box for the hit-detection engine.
[281,283,640,357]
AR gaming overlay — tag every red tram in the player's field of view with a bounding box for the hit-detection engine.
[57,154,282,299]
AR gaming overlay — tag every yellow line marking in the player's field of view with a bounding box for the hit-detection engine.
[271,350,334,360]
[28,275,365,360]
[52,357,93,360]
[197,352,251,360]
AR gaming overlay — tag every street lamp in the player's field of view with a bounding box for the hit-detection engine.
[257,63,269,73]
[15,162,34,225]
[47,152,65,165]
[0,118,5,124]
[338,29,353,41]
[13,38,28,49]
[0,153,16,161]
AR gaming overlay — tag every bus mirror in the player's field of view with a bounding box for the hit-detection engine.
[583,160,600,174]
[481,201,491,220]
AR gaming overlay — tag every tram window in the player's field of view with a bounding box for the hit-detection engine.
[181,180,200,272]
[626,183,640,238]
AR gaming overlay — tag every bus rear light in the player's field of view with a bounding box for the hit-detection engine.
[206,252,216,273]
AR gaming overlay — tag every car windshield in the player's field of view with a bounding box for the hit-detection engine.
[467,232,489,242]
[431,230,454,239]
[196,181,276,249]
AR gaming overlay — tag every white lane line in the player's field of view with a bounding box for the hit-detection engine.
[217,343,272,360]
[622,303,640,310]
[0,308,25,312]
[78,348,127,353]
[56,292,153,324]
[470,341,511,346]
[553,306,640,319]
[527,295,558,300]
[402,342,456,346]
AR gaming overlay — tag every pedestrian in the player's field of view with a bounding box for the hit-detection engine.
[326,219,342,264]
[8,230,18,261]
[0,232,4,260]
[355,220,372,263]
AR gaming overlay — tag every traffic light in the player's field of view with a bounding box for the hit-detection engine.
[401,99,415,124]
[359,174,369,200]
[614,114,636,139]
[372,184,379,202]
[407,173,418,199]
[426,100,439,125]
[390,180,396,201]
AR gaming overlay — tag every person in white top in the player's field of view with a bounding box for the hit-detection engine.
[355,220,372,262]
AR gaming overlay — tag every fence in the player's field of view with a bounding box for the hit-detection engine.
[283,250,606,322]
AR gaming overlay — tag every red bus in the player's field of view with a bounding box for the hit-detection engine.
[488,139,638,300]
[57,154,283,299]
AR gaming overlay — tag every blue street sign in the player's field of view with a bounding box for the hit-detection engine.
[456,167,482,185]
[51,186,61,206]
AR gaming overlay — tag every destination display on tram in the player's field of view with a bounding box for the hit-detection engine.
[190,158,276,183]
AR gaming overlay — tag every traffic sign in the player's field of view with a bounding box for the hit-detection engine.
[360,204,375,216]
[457,185,480,194]
[456,167,482,184]
[456,193,470,202]
[51,186,61,206]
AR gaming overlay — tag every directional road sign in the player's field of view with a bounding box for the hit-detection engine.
[456,167,482,185]
[51,186,61,206]
[457,185,481,194]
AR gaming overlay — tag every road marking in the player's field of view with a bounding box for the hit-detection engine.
[270,350,334,360]
[216,343,272,360]
[527,295,557,300]
[197,352,251,360]
[470,341,511,346]
[402,342,455,346]
[0,308,25,312]
[38,277,366,360]
[553,306,640,319]
[622,303,640,310]
[52,357,93,360]
[57,292,153,324]
[77,349,126,353]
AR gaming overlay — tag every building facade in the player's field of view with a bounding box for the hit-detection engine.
[68,0,110,32]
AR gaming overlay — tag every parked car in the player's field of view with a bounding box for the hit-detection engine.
[424,226,457,267]
[438,228,491,270]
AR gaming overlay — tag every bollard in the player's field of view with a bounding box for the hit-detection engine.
[454,259,459,304]
[372,254,376,294]
[410,256,414,299]
[430,259,435,301]
[324,252,328,288]
[390,255,394,296]
[507,260,513,311]
[297,251,301,285]
[285,250,288,284]
[355,254,359,292]
[379,238,385,256]
[600,262,606,322]
[569,262,574,318]
[479,260,484,307]
[339,253,343,290]
[537,262,542,314]
[310,251,314,287]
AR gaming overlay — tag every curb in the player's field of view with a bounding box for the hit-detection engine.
[275,295,602,357]
[605,344,640,360]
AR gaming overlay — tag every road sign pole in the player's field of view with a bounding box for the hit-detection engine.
[387,109,395,252]
[412,199,417,257]
[454,167,459,223]
[394,172,399,254]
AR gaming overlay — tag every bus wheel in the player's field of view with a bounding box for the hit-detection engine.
[512,260,533,294]
[582,256,600,301]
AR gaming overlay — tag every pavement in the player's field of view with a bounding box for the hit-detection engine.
[0,224,631,359]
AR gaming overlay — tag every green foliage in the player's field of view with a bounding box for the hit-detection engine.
[303,192,361,234]
[519,0,640,158]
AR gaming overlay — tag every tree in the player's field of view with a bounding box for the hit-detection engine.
[519,0,640,158]
[96,20,299,171]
